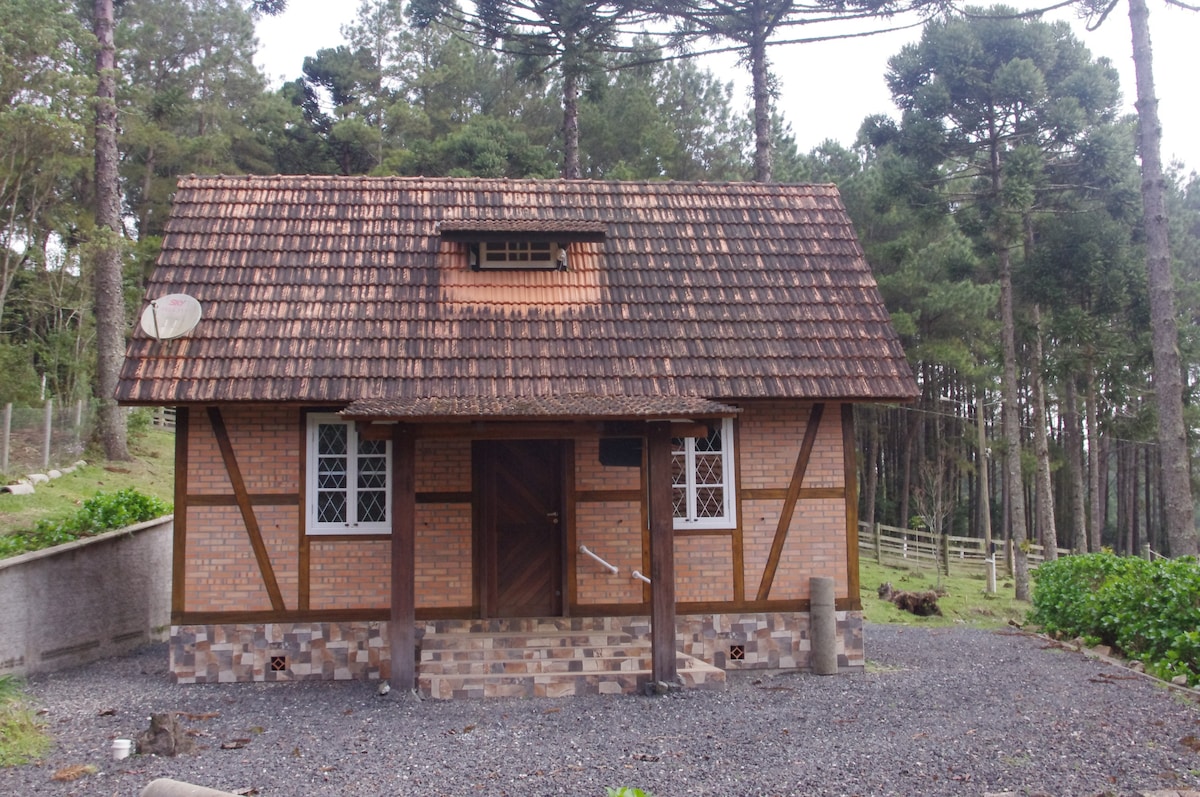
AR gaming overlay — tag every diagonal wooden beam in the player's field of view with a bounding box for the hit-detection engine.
[206,406,285,612]
[756,403,825,602]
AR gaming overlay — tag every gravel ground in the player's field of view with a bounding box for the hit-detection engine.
[4,624,1200,797]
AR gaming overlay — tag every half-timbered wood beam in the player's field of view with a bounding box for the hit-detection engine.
[391,424,417,691]
[756,403,825,602]
[647,421,677,685]
[206,406,285,612]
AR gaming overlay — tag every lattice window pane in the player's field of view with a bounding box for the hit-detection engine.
[695,487,724,518]
[317,457,347,490]
[694,425,722,453]
[358,490,387,523]
[357,457,387,490]
[318,423,347,455]
[694,453,723,485]
[317,491,347,524]
[672,486,687,518]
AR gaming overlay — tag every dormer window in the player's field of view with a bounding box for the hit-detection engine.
[474,241,565,270]
[439,218,606,272]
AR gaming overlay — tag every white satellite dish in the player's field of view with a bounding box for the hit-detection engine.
[140,293,203,340]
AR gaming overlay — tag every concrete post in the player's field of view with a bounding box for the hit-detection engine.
[810,576,838,675]
[140,778,238,797]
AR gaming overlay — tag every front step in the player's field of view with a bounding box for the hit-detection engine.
[416,622,725,699]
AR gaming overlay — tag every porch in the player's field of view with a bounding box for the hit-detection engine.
[417,617,726,699]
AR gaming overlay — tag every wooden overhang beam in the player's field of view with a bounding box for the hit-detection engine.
[355,419,715,442]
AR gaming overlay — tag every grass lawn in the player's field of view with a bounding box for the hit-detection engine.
[859,557,1029,628]
[0,428,175,539]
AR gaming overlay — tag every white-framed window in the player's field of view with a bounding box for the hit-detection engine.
[478,241,561,269]
[671,417,736,530]
[305,413,391,535]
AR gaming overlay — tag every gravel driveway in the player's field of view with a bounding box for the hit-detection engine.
[4,624,1200,797]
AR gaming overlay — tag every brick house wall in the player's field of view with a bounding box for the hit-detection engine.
[178,401,852,615]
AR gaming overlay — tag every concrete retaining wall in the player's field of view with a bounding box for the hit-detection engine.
[0,517,173,677]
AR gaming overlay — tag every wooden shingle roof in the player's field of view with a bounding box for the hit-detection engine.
[116,176,917,409]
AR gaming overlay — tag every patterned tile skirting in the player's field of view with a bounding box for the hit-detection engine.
[168,611,865,684]
[677,611,865,672]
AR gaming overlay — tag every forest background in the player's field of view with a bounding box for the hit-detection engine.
[0,0,1197,599]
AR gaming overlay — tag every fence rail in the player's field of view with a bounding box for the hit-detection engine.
[2,403,176,478]
[857,521,1072,576]
[1,400,92,476]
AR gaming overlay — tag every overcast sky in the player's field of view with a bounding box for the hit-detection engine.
[255,1,1200,173]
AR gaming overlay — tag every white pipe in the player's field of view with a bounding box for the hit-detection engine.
[632,570,651,584]
[578,544,618,575]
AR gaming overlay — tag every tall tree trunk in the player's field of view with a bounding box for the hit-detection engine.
[1000,245,1029,598]
[1086,366,1103,551]
[561,56,580,178]
[899,413,919,531]
[749,35,772,183]
[93,0,129,461]
[1030,305,1058,560]
[1063,375,1088,553]
[864,407,880,527]
[1127,0,1196,555]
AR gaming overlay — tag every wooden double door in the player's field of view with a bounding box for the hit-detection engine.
[474,440,566,618]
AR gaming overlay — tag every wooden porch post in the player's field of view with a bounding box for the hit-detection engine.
[647,421,677,685]
[391,424,416,691]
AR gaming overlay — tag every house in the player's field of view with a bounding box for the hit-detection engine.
[116,176,917,698]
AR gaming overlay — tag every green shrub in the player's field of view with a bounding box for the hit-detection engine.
[0,488,171,559]
[1031,552,1200,685]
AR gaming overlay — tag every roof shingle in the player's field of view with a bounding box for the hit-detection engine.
[117,176,917,408]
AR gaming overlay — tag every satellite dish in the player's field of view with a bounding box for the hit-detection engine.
[140,293,203,340]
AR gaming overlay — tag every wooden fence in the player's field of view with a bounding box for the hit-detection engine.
[151,407,177,430]
[857,521,1072,576]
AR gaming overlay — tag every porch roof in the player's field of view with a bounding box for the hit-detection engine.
[339,394,740,422]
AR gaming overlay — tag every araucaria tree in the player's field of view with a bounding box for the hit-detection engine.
[93,0,129,461]
[412,0,649,178]
[1079,0,1198,555]
[879,6,1123,598]
[657,0,936,182]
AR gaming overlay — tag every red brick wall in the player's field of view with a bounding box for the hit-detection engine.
[186,406,300,495]
[415,503,473,607]
[416,439,471,492]
[574,500,643,604]
[675,535,735,603]
[309,539,390,610]
[735,403,848,602]
[182,407,301,613]
[184,506,277,612]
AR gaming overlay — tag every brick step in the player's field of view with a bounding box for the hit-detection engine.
[421,619,640,635]
[420,632,639,650]
[419,657,725,700]
[421,652,688,676]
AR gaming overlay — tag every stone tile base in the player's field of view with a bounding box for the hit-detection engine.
[677,611,865,672]
[169,622,390,684]
[169,610,865,686]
